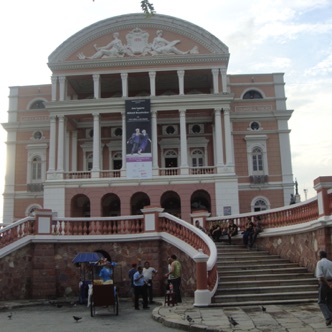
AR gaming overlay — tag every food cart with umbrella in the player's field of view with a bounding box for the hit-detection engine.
[72,252,119,316]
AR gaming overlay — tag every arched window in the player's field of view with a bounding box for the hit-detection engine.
[252,147,263,172]
[253,199,268,211]
[30,100,45,109]
[32,156,42,181]
[191,149,204,167]
[243,90,263,99]
[164,150,178,168]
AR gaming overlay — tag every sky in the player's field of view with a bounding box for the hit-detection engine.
[0,0,331,219]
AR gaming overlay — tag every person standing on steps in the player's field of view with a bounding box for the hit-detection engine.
[165,255,182,303]
[316,250,332,326]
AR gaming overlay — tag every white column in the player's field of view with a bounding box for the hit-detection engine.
[51,76,57,101]
[149,71,156,97]
[179,108,189,174]
[57,115,65,173]
[71,130,77,171]
[220,67,227,94]
[93,74,101,99]
[121,73,128,97]
[91,113,100,175]
[214,108,224,167]
[48,115,56,173]
[59,76,66,101]
[177,70,185,95]
[212,68,219,94]
[223,108,233,166]
[151,109,158,173]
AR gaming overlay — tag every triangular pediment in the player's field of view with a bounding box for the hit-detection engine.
[48,13,229,70]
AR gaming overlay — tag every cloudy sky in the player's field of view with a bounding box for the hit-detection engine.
[0,0,331,218]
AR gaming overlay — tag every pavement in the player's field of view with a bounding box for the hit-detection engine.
[1,297,332,331]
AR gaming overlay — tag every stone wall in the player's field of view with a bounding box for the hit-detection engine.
[0,240,196,301]
[257,227,332,273]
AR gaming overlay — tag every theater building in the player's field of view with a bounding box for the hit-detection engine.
[3,13,294,222]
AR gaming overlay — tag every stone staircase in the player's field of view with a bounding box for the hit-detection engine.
[211,242,318,307]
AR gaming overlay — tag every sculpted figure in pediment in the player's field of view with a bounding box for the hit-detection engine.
[77,29,199,60]
[78,32,127,59]
[149,30,198,55]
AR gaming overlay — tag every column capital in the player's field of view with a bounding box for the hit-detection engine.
[93,73,100,80]
[59,76,66,83]
[179,108,186,115]
[220,67,227,74]
[51,76,58,84]
[177,70,185,77]
[121,73,128,79]
[149,71,156,78]
[211,68,219,75]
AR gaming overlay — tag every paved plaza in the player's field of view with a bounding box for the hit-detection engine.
[1,298,332,332]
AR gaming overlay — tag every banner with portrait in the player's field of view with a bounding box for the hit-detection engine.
[125,99,152,179]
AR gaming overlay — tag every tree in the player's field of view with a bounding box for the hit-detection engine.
[92,0,155,15]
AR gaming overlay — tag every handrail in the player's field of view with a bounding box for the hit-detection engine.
[207,197,319,231]
[159,212,218,292]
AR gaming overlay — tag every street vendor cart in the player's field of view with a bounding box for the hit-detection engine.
[72,252,119,316]
[89,257,119,317]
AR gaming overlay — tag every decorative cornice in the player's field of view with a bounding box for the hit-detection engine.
[48,13,229,65]
[48,54,229,72]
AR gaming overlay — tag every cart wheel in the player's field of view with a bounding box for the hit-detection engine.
[90,300,96,317]
[114,294,119,316]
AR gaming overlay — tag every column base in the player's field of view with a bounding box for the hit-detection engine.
[193,289,211,307]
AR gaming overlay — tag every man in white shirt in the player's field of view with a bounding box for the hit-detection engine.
[316,250,332,326]
[143,261,157,304]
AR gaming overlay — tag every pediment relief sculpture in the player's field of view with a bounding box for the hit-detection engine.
[77,28,198,59]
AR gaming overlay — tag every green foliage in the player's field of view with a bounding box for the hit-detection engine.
[140,0,155,15]
[92,0,155,15]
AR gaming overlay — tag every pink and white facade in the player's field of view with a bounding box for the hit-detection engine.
[3,14,294,222]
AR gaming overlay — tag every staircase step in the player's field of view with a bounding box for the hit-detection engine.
[219,278,317,288]
[213,291,318,303]
[210,298,317,307]
[215,284,318,295]
[220,272,314,282]
[219,267,308,276]
[213,243,316,305]
[218,262,299,269]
